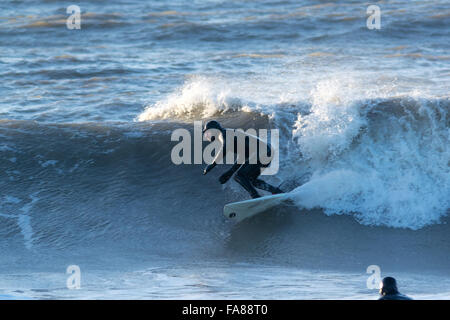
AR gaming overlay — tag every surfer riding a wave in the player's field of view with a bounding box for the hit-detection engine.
[202,120,283,199]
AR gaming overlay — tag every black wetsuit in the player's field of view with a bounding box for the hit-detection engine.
[378,293,413,300]
[204,128,283,198]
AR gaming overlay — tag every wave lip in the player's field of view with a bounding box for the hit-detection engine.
[137,76,245,121]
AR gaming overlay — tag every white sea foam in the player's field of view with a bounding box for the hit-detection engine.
[289,80,449,229]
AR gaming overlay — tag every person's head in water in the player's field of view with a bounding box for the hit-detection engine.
[379,277,399,296]
[203,120,223,142]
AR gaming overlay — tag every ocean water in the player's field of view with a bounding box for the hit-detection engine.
[0,0,449,299]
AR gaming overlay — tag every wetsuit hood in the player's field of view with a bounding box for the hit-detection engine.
[380,277,399,296]
[203,120,223,133]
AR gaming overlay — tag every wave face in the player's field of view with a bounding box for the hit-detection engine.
[0,113,449,263]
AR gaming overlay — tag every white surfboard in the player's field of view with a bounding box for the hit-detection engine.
[223,193,289,223]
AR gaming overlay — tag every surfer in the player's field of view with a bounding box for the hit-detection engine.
[202,120,283,199]
[378,277,413,300]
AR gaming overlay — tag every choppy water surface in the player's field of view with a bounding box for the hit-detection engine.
[0,0,449,299]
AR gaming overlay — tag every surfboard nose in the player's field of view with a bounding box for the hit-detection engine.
[223,193,287,223]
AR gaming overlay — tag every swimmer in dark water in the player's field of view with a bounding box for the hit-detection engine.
[378,277,413,300]
[202,120,283,199]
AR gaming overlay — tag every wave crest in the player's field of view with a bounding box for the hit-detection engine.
[137,77,246,121]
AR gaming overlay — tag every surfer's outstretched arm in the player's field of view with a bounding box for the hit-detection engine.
[203,144,224,175]
[203,127,226,175]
